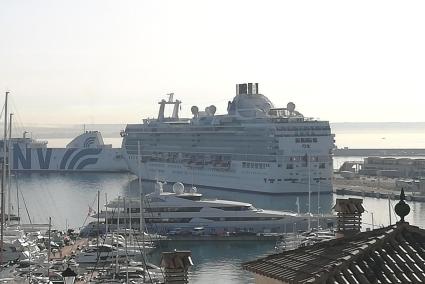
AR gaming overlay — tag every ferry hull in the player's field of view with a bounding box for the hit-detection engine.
[12,144,129,172]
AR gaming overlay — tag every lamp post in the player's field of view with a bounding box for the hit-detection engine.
[62,267,77,284]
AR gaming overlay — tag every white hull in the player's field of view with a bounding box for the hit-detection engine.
[75,247,140,264]
[126,160,332,194]
[12,146,129,172]
[108,218,334,235]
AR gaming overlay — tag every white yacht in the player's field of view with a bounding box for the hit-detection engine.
[121,83,335,194]
[88,182,336,235]
[9,131,128,172]
[75,244,140,264]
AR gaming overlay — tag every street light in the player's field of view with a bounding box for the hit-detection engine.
[62,267,77,284]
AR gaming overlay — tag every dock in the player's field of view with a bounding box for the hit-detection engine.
[159,234,282,242]
[335,187,425,202]
[334,176,425,202]
[333,148,425,156]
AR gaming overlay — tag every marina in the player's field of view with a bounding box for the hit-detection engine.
[2,170,425,283]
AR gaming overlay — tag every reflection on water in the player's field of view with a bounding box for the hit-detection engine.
[150,241,274,284]
[13,172,133,229]
[12,172,425,284]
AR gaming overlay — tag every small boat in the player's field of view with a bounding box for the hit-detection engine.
[75,244,140,264]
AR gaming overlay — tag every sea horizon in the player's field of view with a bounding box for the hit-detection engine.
[4,121,424,149]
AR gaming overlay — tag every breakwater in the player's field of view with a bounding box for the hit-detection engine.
[333,148,425,157]
[335,188,425,202]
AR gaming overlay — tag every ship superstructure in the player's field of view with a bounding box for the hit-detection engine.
[122,83,335,194]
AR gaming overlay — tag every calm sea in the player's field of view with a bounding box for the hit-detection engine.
[9,122,425,283]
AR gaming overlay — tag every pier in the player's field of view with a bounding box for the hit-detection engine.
[159,234,281,242]
[333,148,425,156]
[334,175,425,202]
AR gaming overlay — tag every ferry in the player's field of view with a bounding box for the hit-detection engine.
[7,131,129,172]
[121,83,335,194]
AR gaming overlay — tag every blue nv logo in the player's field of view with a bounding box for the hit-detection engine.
[13,144,102,170]
[84,137,96,148]
[60,148,102,170]
[13,144,52,170]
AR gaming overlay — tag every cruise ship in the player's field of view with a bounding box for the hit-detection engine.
[121,83,335,194]
[7,131,129,172]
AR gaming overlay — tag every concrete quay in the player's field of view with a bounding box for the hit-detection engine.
[333,176,425,202]
[160,234,281,242]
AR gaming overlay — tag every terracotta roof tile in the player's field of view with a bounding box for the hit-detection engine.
[243,223,425,283]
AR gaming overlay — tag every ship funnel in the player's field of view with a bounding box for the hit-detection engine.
[236,83,259,95]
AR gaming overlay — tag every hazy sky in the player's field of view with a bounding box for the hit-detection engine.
[1,0,424,125]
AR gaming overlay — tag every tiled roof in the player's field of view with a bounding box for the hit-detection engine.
[243,222,425,283]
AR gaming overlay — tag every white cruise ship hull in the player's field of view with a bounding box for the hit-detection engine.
[125,160,332,194]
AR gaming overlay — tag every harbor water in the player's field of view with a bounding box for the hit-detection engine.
[11,172,425,284]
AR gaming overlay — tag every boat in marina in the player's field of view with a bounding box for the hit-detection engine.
[74,243,140,264]
[8,131,129,172]
[85,181,336,235]
[121,83,335,194]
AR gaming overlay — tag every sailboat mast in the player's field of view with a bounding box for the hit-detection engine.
[137,141,143,235]
[97,190,100,248]
[137,141,147,276]
[105,193,108,234]
[317,180,320,229]
[16,175,20,225]
[47,217,51,280]
[307,152,311,231]
[0,91,8,264]
[7,113,12,226]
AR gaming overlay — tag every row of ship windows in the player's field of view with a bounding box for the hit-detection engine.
[295,138,318,143]
[121,206,251,213]
[107,217,282,224]
[288,156,320,162]
[276,126,330,131]
[242,162,271,169]
[262,177,331,183]
[286,163,326,169]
